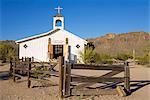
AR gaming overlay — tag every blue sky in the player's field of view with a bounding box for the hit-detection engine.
[0,0,149,40]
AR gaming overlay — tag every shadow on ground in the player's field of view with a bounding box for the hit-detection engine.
[0,71,10,80]
[130,80,150,93]
[71,79,150,96]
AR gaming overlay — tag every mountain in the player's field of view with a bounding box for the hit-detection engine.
[87,32,150,57]
[0,32,149,58]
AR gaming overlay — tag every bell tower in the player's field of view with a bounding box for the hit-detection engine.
[53,6,64,30]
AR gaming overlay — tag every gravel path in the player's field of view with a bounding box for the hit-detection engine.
[0,64,150,100]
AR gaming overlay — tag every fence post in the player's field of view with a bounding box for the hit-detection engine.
[13,60,16,82]
[58,56,64,98]
[31,57,34,62]
[68,46,71,63]
[63,64,67,96]
[21,57,24,75]
[21,57,24,62]
[27,58,31,88]
[9,61,13,76]
[64,63,71,97]
[124,62,130,93]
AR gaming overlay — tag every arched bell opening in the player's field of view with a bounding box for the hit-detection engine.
[55,20,62,27]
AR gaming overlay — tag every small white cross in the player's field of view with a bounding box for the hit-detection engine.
[55,6,63,14]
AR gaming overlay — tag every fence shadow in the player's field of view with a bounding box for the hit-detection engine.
[70,79,150,94]
[0,71,10,80]
[32,84,58,88]
[130,80,150,93]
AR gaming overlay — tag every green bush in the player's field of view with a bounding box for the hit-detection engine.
[103,60,113,65]
[96,54,112,64]
[115,53,133,61]
[80,47,99,64]
[0,42,17,62]
[136,54,150,65]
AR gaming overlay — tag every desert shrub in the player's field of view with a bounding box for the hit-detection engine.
[96,54,113,64]
[136,54,150,65]
[80,42,99,64]
[115,53,133,61]
[33,66,50,78]
[103,60,113,65]
[80,47,98,64]
[0,42,17,62]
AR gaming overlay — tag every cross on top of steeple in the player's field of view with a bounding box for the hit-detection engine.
[55,6,63,14]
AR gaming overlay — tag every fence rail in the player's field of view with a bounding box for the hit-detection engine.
[10,57,58,88]
[9,56,130,98]
[58,56,130,98]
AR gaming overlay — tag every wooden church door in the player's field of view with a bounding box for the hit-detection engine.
[53,45,63,59]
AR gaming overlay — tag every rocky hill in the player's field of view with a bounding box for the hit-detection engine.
[87,32,150,57]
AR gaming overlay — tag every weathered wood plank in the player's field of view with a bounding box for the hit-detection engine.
[116,86,127,97]
[71,88,118,95]
[13,61,16,82]
[31,62,51,64]
[124,62,130,92]
[9,61,13,76]
[58,56,64,98]
[64,63,71,97]
[27,58,31,88]
[72,64,124,71]
[12,68,52,74]
[72,76,124,83]
[63,64,67,95]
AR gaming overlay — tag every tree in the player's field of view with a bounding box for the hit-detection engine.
[0,42,18,62]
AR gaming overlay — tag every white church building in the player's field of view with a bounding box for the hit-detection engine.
[16,6,87,63]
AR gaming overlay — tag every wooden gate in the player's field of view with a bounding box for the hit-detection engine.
[58,56,130,98]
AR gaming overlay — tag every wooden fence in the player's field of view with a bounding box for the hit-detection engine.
[58,56,130,98]
[10,57,58,88]
[10,56,130,98]
[10,57,32,87]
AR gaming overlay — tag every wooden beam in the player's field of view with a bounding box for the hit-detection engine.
[63,64,67,95]
[31,62,50,64]
[27,58,31,88]
[13,60,16,82]
[116,86,127,97]
[72,76,124,83]
[64,63,71,97]
[124,62,130,93]
[58,56,64,98]
[68,46,71,62]
[9,61,13,76]
[72,64,124,71]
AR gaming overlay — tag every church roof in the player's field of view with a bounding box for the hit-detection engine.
[16,29,60,43]
[54,14,63,17]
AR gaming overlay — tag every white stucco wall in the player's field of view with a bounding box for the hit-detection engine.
[17,29,87,62]
[50,29,87,62]
[19,36,49,62]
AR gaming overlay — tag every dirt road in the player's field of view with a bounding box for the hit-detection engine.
[0,64,150,100]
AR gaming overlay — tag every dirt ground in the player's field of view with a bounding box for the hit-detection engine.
[0,63,150,100]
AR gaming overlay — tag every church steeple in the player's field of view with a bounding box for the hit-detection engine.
[53,6,64,30]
